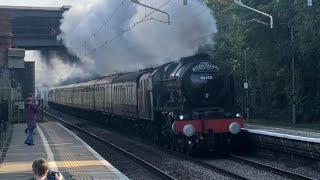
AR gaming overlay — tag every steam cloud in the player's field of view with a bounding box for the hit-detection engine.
[25,50,88,90]
[59,0,217,75]
[1,0,217,89]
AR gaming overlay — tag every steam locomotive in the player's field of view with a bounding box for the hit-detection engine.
[48,54,245,152]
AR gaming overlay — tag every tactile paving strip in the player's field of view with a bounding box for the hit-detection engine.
[39,122,126,180]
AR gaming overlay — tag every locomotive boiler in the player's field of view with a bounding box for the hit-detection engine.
[48,54,244,153]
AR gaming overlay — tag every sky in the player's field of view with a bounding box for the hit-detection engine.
[0,0,76,7]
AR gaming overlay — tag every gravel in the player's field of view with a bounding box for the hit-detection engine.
[201,158,289,180]
[237,150,320,179]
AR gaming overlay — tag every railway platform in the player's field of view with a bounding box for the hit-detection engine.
[244,123,320,143]
[243,123,320,159]
[0,122,128,180]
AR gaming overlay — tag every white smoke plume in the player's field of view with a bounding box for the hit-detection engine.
[25,51,88,90]
[59,0,217,75]
[0,0,217,87]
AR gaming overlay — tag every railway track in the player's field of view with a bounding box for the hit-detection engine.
[44,110,250,179]
[176,151,314,180]
[166,137,316,179]
[228,154,316,180]
[183,155,248,180]
[44,111,176,180]
[43,109,317,180]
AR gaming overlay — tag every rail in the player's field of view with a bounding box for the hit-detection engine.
[185,156,248,180]
[43,111,177,180]
[229,154,316,180]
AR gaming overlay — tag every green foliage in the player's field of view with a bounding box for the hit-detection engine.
[207,0,320,122]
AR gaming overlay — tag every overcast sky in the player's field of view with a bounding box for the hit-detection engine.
[0,0,79,7]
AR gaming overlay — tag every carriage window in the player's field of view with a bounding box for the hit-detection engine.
[117,86,119,102]
[127,87,129,103]
[125,87,127,103]
[129,86,131,103]
[106,86,108,100]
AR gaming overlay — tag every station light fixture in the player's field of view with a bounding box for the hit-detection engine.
[234,0,273,29]
[130,0,171,24]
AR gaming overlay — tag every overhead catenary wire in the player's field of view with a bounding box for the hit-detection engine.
[69,0,304,78]
[154,0,296,61]
[80,0,271,59]
[84,0,172,57]
[113,0,280,59]
[81,0,297,58]
[191,0,282,44]
[83,0,228,57]
[83,0,128,47]
[75,0,173,57]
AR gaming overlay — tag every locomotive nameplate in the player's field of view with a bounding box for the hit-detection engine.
[200,76,213,80]
[192,62,219,73]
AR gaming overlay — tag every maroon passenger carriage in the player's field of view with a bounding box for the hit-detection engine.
[48,54,245,153]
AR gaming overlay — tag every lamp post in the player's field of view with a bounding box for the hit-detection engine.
[291,26,296,124]
[244,49,249,122]
[234,0,274,122]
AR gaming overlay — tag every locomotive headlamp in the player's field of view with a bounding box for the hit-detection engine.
[179,115,184,120]
[229,122,241,134]
[183,124,195,137]
[236,113,242,118]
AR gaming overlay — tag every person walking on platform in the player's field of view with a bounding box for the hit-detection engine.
[25,95,37,146]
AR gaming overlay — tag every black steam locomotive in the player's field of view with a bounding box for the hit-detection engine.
[48,54,244,152]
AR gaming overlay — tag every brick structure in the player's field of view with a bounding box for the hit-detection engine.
[0,9,13,88]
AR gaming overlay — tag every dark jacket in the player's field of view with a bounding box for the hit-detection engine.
[26,103,37,129]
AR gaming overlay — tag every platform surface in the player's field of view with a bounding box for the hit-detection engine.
[244,124,320,143]
[0,122,128,180]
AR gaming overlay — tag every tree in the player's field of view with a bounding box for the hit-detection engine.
[207,0,320,122]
